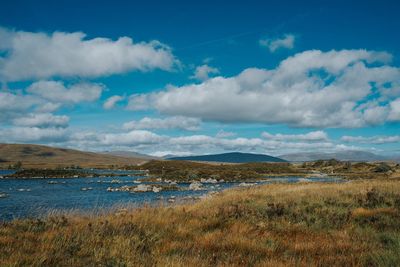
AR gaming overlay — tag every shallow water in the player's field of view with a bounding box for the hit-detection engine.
[0,170,343,220]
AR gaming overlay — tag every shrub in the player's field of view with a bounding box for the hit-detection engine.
[374,163,392,173]
[265,203,286,218]
[357,188,386,208]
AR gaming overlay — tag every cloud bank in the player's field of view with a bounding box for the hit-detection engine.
[128,49,400,128]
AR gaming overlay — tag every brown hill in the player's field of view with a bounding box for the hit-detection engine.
[0,143,147,168]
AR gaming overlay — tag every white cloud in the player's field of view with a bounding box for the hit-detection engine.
[216,130,236,138]
[13,113,69,128]
[341,135,400,144]
[0,90,41,122]
[123,116,201,131]
[27,80,103,104]
[262,131,328,142]
[0,91,38,113]
[128,49,400,128]
[101,130,165,146]
[165,134,338,155]
[388,98,400,121]
[126,94,152,110]
[259,34,295,52]
[35,102,61,113]
[0,126,68,142]
[191,64,219,81]
[0,27,178,81]
[103,95,124,110]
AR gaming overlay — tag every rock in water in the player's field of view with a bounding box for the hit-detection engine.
[189,182,203,191]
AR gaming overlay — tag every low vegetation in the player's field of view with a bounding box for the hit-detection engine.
[1,179,400,266]
[301,160,399,179]
[130,160,303,182]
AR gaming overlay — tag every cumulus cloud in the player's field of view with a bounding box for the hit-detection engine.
[0,126,68,142]
[165,134,338,154]
[27,80,103,104]
[216,130,236,138]
[388,98,400,121]
[128,49,400,128]
[259,34,295,52]
[0,27,178,81]
[0,91,38,113]
[341,135,400,144]
[35,102,61,113]
[100,130,165,146]
[13,113,69,128]
[103,95,124,110]
[126,94,152,111]
[191,64,219,81]
[122,116,201,131]
[262,131,328,142]
[0,90,41,122]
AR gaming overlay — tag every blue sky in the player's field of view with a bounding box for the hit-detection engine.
[0,0,400,157]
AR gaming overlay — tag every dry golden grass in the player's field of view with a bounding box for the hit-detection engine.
[1,179,400,266]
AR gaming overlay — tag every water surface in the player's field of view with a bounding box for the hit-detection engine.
[0,170,343,220]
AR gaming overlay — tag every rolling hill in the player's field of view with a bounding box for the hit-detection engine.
[0,144,148,168]
[168,152,286,163]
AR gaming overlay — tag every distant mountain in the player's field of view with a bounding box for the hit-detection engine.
[279,150,387,162]
[0,143,147,168]
[102,151,160,160]
[161,154,183,159]
[168,152,286,163]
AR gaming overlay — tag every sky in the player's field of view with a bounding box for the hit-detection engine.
[0,0,400,157]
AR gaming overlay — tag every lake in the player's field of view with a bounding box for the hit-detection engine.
[0,170,343,221]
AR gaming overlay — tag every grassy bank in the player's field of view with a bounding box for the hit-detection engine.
[1,179,400,266]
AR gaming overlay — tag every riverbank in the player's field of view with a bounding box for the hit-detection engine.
[1,178,400,266]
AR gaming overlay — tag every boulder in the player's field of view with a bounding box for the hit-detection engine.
[133,184,151,192]
[152,186,162,193]
[189,181,204,191]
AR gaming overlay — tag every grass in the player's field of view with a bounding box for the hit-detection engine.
[132,160,303,182]
[1,179,400,266]
[133,160,400,182]
[301,160,400,180]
